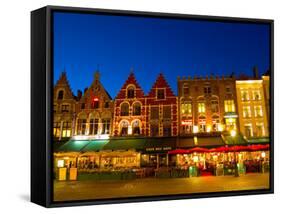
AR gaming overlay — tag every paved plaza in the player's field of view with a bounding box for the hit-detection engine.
[53,173,269,201]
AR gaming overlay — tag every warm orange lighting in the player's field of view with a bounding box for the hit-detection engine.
[193,125,198,133]
[230,129,237,137]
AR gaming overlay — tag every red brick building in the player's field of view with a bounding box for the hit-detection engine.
[145,73,178,137]
[113,72,146,136]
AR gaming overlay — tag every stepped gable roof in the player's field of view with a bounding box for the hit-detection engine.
[115,72,145,99]
[85,71,113,101]
[54,71,75,98]
[147,73,176,97]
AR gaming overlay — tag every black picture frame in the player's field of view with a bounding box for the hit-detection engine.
[31,5,274,208]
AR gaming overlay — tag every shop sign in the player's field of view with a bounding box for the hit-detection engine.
[145,146,172,152]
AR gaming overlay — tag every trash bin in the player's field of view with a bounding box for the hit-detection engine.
[58,167,67,181]
[69,168,77,180]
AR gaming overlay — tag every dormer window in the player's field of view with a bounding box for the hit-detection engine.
[157,89,165,99]
[127,86,135,98]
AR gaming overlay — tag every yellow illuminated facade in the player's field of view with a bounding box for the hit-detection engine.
[236,79,269,138]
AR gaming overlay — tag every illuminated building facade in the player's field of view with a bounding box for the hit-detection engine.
[262,74,270,124]
[177,75,238,135]
[146,73,178,137]
[113,72,146,136]
[236,78,269,138]
[53,72,76,141]
[74,71,114,139]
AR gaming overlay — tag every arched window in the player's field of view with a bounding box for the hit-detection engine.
[120,121,129,136]
[127,86,135,98]
[57,90,64,100]
[132,120,140,135]
[120,103,129,116]
[212,115,220,132]
[133,102,141,116]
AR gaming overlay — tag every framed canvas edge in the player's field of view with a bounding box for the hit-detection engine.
[31,5,274,208]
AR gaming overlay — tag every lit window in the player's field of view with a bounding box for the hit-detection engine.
[62,122,71,137]
[120,103,129,116]
[198,102,205,113]
[181,102,192,115]
[53,122,61,138]
[256,122,265,137]
[254,106,263,117]
[101,119,110,134]
[89,118,99,135]
[77,119,87,135]
[243,106,251,118]
[244,124,253,137]
[253,90,261,100]
[120,121,129,136]
[241,91,250,101]
[132,120,140,135]
[157,89,165,99]
[224,100,235,112]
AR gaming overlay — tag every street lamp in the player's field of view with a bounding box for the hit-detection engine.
[230,129,239,177]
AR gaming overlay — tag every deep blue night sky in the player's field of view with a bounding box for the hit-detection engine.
[53,12,270,97]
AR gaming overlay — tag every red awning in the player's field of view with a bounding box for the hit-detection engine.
[168,149,189,155]
[168,144,270,154]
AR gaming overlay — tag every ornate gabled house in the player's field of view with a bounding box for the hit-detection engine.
[177,75,238,135]
[146,73,178,137]
[53,71,76,141]
[113,72,146,136]
[74,71,114,138]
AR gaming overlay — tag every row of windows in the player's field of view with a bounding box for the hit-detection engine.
[241,90,262,101]
[182,85,233,96]
[120,102,141,116]
[126,86,166,100]
[53,122,71,138]
[53,104,71,113]
[242,106,263,118]
[180,100,235,115]
[80,101,110,110]
[76,119,111,135]
[244,122,265,137]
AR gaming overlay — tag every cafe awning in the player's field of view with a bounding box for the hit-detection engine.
[103,138,145,151]
[56,140,90,152]
[81,140,109,152]
[223,134,248,145]
[246,137,270,144]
